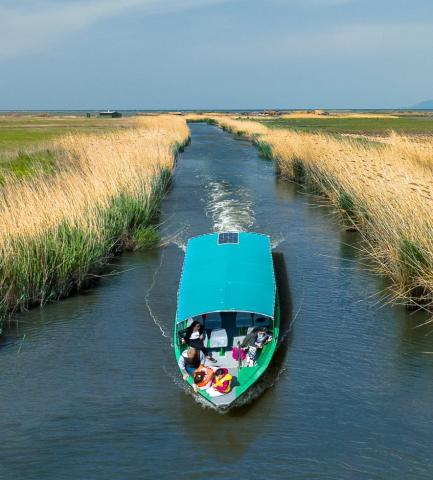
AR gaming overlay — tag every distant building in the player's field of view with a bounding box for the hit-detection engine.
[263,109,280,116]
[99,110,122,118]
[313,109,329,116]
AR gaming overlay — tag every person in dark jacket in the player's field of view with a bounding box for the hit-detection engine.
[178,320,217,362]
[240,326,272,366]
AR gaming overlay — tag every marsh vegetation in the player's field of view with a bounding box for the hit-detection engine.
[189,114,433,313]
[0,115,189,320]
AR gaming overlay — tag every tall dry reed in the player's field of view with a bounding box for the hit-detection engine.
[0,115,189,319]
[205,115,433,310]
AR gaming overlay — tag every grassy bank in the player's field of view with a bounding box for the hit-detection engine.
[0,115,189,321]
[0,115,138,181]
[257,115,433,136]
[199,114,433,312]
[0,115,134,152]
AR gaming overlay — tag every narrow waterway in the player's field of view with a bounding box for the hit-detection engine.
[1,123,433,480]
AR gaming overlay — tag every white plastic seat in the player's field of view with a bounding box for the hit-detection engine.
[204,313,222,330]
[235,312,253,328]
[209,328,228,348]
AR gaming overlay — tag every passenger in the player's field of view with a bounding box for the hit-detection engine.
[207,368,232,397]
[178,347,205,391]
[178,320,217,362]
[241,326,272,366]
[193,365,214,390]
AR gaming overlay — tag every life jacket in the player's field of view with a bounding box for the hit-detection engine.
[193,365,214,388]
[213,372,232,393]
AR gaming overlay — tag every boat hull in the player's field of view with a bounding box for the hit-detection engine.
[174,296,280,409]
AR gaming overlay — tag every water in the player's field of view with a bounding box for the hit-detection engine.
[1,123,433,479]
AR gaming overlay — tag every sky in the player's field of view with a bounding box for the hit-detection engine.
[1,0,433,109]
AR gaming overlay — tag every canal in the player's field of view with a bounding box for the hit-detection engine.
[1,122,433,479]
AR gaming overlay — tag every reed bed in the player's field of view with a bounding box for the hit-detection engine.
[206,115,433,311]
[0,115,189,319]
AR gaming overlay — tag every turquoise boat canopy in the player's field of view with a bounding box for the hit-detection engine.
[176,232,276,323]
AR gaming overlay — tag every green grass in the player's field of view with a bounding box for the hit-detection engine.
[132,225,160,250]
[258,116,433,135]
[0,115,135,180]
[0,150,59,182]
[254,140,273,159]
[0,115,133,158]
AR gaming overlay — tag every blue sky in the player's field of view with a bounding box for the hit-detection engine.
[1,0,432,109]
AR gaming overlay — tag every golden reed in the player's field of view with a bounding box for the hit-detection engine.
[199,114,433,311]
[0,115,189,318]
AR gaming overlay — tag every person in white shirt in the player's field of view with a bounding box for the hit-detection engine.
[178,321,216,362]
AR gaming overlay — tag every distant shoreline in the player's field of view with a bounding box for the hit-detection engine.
[1,108,433,115]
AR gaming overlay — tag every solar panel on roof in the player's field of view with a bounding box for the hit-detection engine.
[218,232,239,244]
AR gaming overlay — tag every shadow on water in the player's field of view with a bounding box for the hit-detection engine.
[339,229,363,261]
[273,175,297,202]
[228,251,293,413]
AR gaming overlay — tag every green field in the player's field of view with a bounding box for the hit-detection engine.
[0,115,134,178]
[257,115,433,135]
[0,115,133,154]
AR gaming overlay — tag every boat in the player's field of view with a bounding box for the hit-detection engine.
[174,232,280,408]
[98,110,122,118]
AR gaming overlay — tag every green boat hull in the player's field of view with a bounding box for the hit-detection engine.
[174,294,280,409]
[174,232,279,409]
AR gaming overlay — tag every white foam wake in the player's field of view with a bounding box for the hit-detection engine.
[205,181,255,233]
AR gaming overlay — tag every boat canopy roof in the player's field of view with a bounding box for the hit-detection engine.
[176,232,275,323]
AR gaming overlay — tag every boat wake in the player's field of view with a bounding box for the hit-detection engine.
[144,250,170,339]
[160,224,190,252]
[271,235,286,249]
[205,181,255,233]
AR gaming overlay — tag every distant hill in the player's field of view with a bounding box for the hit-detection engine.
[411,99,433,109]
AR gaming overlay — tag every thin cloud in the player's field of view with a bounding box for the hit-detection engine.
[194,21,433,65]
[271,0,355,6]
[0,0,232,59]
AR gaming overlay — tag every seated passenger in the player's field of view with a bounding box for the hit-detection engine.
[178,347,205,390]
[178,320,217,362]
[240,326,272,366]
[193,365,214,390]
[207,368,232,397]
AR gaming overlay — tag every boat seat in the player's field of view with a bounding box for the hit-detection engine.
[209,328,228,348]
[253,316,270,328]
[204,313,222,330]
[232,335,245,346]
[235,312,254,328]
